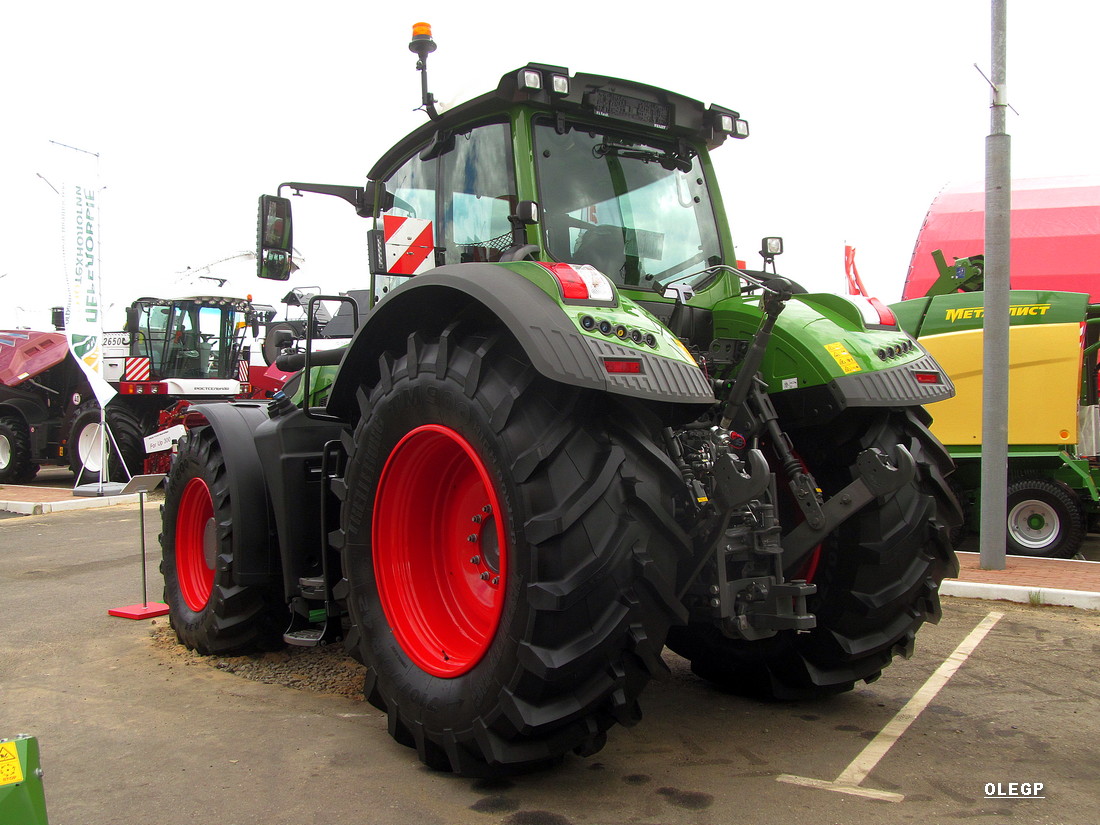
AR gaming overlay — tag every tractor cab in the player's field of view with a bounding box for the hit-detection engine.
[256,45,750,342]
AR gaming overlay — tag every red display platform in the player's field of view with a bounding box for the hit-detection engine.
[108,602,170,619]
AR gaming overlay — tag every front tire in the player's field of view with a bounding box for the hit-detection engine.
[0,415,39,483]
[1006,477,1084,559]
[68,402,145,483]
[160,426,284,654]
[337,325,689,776]
[667,408,960,700]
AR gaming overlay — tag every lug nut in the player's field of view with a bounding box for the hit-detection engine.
[482,505,492,514]
[467,534,477,542]
[491,576,500,585]
[480,572,490,580]
[472,514,482,523]
[469,555,480,564]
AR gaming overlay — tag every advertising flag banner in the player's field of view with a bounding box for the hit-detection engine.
[58,145,116,406]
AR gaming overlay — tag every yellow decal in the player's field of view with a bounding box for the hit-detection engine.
[944,304,1051,323]
[0,740,24,786]
[824,342,862,374]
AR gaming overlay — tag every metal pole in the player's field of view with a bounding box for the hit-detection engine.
[139,490,149,605]
[980,0,1010,570]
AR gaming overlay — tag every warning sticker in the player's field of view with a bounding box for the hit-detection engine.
[824,342,862,374]
[0,740,24,786]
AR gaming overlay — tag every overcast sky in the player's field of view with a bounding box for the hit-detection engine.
[3,0,1097,329]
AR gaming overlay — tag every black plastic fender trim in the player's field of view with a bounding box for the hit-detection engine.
[183,401,277,585]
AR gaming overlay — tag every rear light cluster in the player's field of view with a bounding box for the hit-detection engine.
[539,263,615,303]
[579,314,658,348]
[874,339,917,361]
[119,382,169,395]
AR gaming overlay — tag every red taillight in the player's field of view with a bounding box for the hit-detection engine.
[603,359,643,375]
[547,263,588,300]
[913,370,941,385]
[119,381,169,395]
[538,262,615,302]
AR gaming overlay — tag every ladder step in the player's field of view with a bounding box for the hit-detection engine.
[283,627,325,647]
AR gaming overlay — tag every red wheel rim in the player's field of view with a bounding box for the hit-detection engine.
[373,425,508,678]
[176,477,216,612]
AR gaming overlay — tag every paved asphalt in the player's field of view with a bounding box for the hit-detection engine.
[1,503,1097,825]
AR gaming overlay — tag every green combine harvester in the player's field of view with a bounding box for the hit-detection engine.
[156,24,960,776]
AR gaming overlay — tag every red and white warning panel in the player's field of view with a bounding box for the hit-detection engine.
[383,215,434,275]
[123,356,151,382]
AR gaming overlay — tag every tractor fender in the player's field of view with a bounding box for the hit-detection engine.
[182,401,278,585]
[326,263,715,420]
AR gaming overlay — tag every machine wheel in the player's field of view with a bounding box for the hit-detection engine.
[160,426,284,654]
[336,324,689,776]
[0,414,39,483]
[1006,478,1084,559]
[667,408,960,700]
[68,402,145,483]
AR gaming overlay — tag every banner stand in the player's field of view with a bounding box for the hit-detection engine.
[108,473,170,619]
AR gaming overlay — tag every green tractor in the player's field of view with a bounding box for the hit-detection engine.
[159,26,960,776]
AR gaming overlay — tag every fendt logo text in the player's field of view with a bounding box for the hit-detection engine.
[945,304,1051,323]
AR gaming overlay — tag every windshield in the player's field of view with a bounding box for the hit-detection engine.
[135,301,246,380]
[533,118,723,290]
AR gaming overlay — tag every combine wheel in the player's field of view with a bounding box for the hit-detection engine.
[0,415,39,483]
[159,426,283,654]
[337,325,689,776]
[1006,477,1084,559]
[68,402,145,483]
[667,408,960,700]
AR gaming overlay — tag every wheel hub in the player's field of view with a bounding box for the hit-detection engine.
[78,422,105,473]
[373,425,508,678]
[176,477,216,611]
[1008,499,1059,549]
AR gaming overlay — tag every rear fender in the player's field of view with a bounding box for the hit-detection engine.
[182,401,278,586]
[713,293,955,429]
[325,263,715,421]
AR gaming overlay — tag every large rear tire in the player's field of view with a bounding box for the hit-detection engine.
[336,325,689,776]
[0,414,39,483]
[666,408,960,700]
[159,426,284,654]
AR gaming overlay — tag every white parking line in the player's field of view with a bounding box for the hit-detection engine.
[777,610,1005,802]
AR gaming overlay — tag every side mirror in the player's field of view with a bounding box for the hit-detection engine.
[125,306,140,334]
[257,195,294,280]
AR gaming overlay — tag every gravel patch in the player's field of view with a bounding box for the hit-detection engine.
[148,621,366,701]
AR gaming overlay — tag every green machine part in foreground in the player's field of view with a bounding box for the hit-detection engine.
[0,735,49,825]
[892,251,1100,558]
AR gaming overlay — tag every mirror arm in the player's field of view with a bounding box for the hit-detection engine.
[277,182,375,217]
